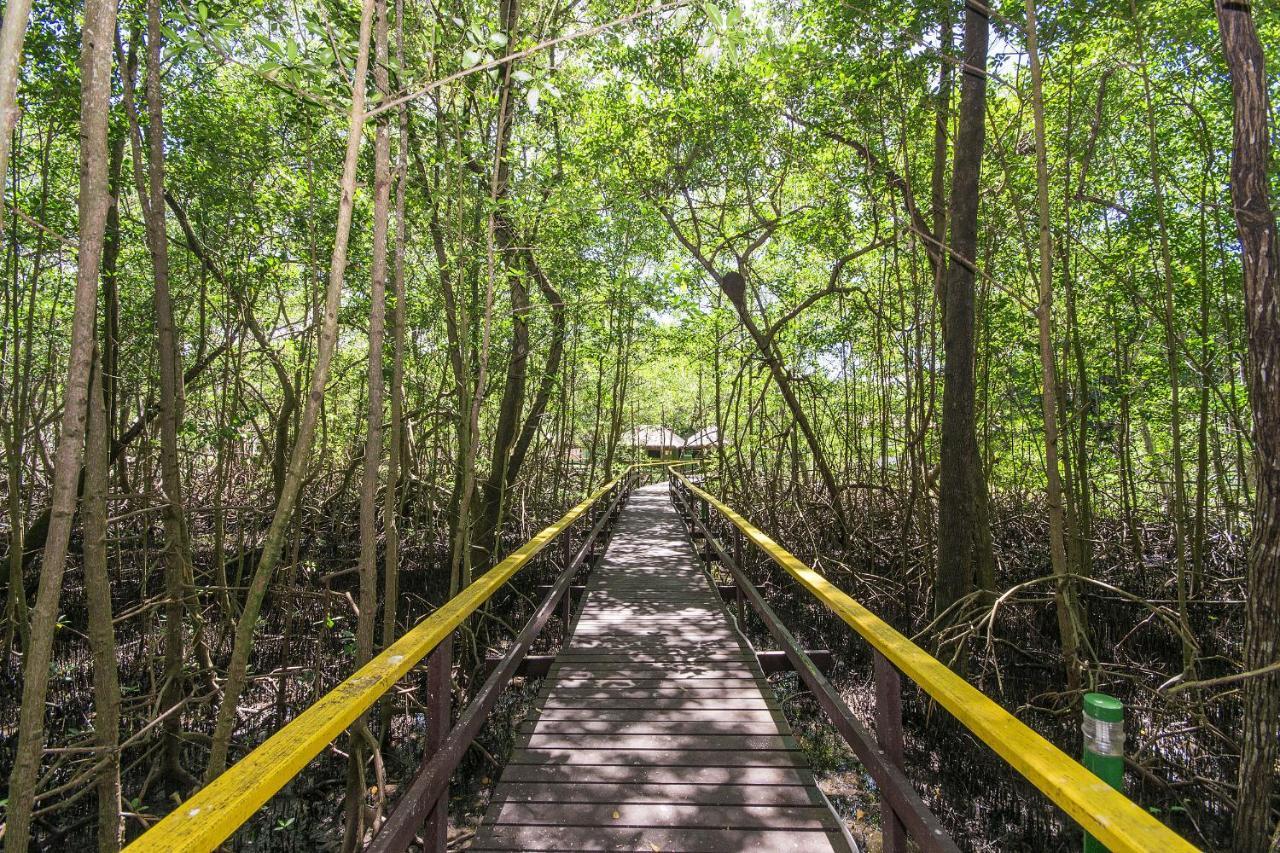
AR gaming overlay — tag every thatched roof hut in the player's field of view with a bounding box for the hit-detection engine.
[621,425,685,456]
[683,426,723,451]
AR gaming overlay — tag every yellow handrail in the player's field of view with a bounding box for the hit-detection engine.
[669,468,1198,853]
[126,468,638,853]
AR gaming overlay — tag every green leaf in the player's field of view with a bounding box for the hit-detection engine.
[526,86,541,111]
[462,48,483,67]
[701,0,723,31]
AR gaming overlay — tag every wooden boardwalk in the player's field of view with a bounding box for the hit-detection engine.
[472,484,853,852]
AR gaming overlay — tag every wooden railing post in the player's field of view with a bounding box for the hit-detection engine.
[559,515,572,570]
[562,519,575,638]
[561,557,573,627]
[733,528,746,624]
[588,500,603,564]
[874,650,907,853]
[423,634,452,852]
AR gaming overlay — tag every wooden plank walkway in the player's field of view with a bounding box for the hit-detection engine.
[471,484,854,852]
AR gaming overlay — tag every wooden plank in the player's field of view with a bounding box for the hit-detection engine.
[545,687,771,699]
[522,719,786,736]
[563,644,747,654]
[496,764,818,787]
[565,634,742,644]
[550,657,748,666]
[470,826,846,852]
[521,733,797,751]
[485,802,842,830]
[570,619,731,624]
[581,585,710,591]
[553,652,754,661]
[506,748,809,768]
[548,665,757,678]
[549,678,762,689]
[572,615,724,623]
[533,708,785,723]
[492,782,825,806]
[522,717,783,737]
[539,697,778,711]
[570,621,736,629]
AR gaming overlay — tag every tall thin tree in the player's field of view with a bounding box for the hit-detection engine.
[935,0,995,629]
[4,0,120,844]
[124,0,206,785]
[0,0,35,239]
[342,0,393,843]
[1214,2,1280,848]
[1024,0,1087,690]
[83,352,123,852]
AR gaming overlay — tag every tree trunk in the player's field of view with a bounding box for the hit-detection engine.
[1192,144,1214,597]
[934,0,994,626]
[930,11,952,303]
[1025,0,1086,691]
[84,352,123,853]
[342,0,392,843]
[506,248,566,490]
[2,119,53,639]
[602,293,634,481]
[719,270,850,539]
[379,0,409,737]
[477,0,528,565]
[102,131,125,482]
[4,0,118,843]
[0,0,34,240]
[130,0,204,786]
[1215,4,1280,849]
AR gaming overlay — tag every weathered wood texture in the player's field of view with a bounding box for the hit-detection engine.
[472,484,852,851]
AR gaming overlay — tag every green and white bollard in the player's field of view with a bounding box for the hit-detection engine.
[1082,692,1126,853]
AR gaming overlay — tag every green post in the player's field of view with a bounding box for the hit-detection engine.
[1082,692,1125,853]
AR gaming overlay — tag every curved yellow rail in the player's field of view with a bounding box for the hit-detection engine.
[670,468,1199,853]
[126,469,639,853]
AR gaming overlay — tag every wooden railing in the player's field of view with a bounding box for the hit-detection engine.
[126,464,653,853]
[668,467,1199,853]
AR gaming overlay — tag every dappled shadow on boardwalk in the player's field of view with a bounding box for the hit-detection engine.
[470,484,853,852]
